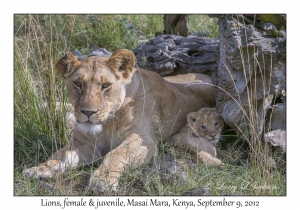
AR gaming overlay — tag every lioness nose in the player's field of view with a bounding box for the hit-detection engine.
[81,110,96,117]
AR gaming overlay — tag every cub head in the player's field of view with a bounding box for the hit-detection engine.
[55,49,136,125]
[187,108,224,144]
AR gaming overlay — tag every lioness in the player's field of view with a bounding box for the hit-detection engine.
[171,108,224,165]
[24,49,215,191]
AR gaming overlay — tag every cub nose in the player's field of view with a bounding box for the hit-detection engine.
[210,133,216,138]
[81,110,97,117]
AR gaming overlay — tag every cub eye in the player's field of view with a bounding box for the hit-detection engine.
[201,125,207,130]
[102,83,110,90]
[214,122,219,127]
[74,81,82,88]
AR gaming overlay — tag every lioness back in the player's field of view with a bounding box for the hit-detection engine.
[135,70,216,137]
[164,73,215,108]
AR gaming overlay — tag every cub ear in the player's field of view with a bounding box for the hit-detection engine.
[211,107,218,114]
[55,52,81,78]
[187,112,199,125]
[107,49,136,80]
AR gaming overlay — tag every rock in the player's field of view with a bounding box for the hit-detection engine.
[258,22,285,38]
[264,129,286,153]
[267,103,286,131]
[280,89,286,105]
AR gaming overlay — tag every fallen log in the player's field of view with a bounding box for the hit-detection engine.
[133,35,219,76]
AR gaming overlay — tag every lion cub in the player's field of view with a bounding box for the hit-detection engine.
[171,107,224,165]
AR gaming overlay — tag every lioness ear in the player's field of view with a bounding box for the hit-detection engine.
[55,52,81,78]
[107,49,136,80]
[187,112,199,124]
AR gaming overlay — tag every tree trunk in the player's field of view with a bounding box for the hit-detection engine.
[163,14,190,37]
[211,15,286,141]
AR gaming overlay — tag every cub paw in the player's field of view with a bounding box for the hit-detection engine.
[197,151,224,165]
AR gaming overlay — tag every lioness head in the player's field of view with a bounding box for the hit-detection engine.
[55,49,136,125]
[187,108,224,143]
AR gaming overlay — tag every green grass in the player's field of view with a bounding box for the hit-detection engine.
[14,14,285,196]
[14,140,286,196]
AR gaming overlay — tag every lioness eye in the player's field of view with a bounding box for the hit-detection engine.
[74,81,82,88]
[201,125,207,130]
[102,83,110,90]
[214,122,219,127]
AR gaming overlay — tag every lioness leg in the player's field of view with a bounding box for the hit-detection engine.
[24,139,101,178]
[89,132,156,191]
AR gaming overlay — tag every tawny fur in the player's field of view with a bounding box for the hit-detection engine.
[24,49,216,191]
[171,108,224,165]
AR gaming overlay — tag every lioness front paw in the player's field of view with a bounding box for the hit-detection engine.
[24,166,53,179]
[89,172,117,192]
[23,160,63,179]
